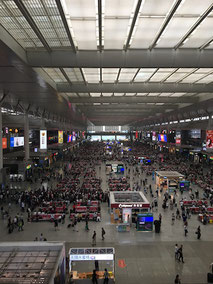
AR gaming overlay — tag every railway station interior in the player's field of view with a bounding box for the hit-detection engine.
[0,0,213,283]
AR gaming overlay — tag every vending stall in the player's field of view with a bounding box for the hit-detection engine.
[109,191,150,231]
[155,171,184,191]
[69,247,115,283]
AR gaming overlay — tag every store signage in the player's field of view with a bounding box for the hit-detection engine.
[119,204,143,208]
[58,131,63,144]
[40,130,47,149]
[10,137,24,147]
[70,254,113,261]
[2,138,7,149]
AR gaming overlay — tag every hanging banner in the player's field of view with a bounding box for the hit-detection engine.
[40,130,47,149]
[206,130,213,148]
[58,131,63,144]
[2,138,7,149]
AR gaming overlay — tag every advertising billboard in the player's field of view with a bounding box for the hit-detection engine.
[206,130,213,149]
[67,135,72,142]
[158,134,167,142]
[58,131,63,144]
[2,138,7,149]
[10,137,24,147]
[40,130,47,149]
[176,131,181,145]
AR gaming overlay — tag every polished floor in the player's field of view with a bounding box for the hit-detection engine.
[0,161,213,284]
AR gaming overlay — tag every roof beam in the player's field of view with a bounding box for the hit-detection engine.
[97,0,103,51]
[150,0,182,50]
[78,104,178,110]
[27,48,213,68]
[175,4,213,49]
[124,0,143,50]
[66,96,197,104]
[14,0,51,53]
[55,0,76,52]
[57,82,212,93]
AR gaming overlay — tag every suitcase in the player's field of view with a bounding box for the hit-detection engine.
[207,273,213,283]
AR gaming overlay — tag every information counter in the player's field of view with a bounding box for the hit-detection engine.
[69,247,115,283]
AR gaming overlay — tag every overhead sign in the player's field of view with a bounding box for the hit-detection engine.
[40,130,47,149]
[2,138,7,149]
[10,137,24,147]
[206,130,213,148]
[70,254,113,261]
[58,131,63,144]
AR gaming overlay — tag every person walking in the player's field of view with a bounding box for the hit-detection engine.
[196,225,201,239]
[101,228,105,240]
[103,268,109,284]
[184,224,188,237]
[92,231,96,246]
[175,244,178,260]
[174,274,181,284]
[178,245,184,263]
[172,213,175,225]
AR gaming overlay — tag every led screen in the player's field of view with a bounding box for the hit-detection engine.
[158,134,167,142]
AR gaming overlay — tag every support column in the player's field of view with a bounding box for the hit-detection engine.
[0,108,3,169]
[24,112,29,161]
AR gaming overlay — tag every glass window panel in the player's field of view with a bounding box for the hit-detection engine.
[149,72,171,82]
[102,68,119,83]
[195,68,213,73]
[165,73,186,82]
[170,93,186,97]
[159,93,172,97]
[64,0,96,17]
[102,93,113,97]
[83,68,100,83]
[158,68,176,72]
[141,0,174,16]
[90,93,101,97]
[195,74,213,83]
[104,19,129,49]
[181,73,206,83]
[125,93,136,96]
[157,18,196,48]
[119,68,138,82]
[114,93,124,96]
[148,93,160,96]
[78,93,90,97]
[177,68,195,73]
[71,20,97,49]
[105,0,135,17]
[176,0,213,15]
[131,18,165,48]
[64,68,84,82]
[183,17,213,48]
[43,68,67,82]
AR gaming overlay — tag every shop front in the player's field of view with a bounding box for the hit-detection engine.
[155,171,184,191]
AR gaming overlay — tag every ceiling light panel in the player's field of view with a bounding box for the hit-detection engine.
[22,0,70,47]
[63,68,84,82]
[148,93,160,96]
[43,68,67,82]
[119,69,138,82]
[114,93,125,96]
[83,68,100,83]
[125,93,136,96]
[141,0,174,16]
[78,93,90,97]
[105,0,135,17]
[136,93,148,96]
[159,93,172,97]
[102,69,119,82]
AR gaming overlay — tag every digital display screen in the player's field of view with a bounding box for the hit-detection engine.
[189,129,201,139]
[10,137,24,147]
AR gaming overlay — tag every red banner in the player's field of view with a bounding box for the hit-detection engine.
[206,130,213,148]
[2,138,7,149]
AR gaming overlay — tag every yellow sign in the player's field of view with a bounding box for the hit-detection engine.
[58,131,63,144]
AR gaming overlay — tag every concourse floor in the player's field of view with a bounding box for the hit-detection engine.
[0,162,212,284]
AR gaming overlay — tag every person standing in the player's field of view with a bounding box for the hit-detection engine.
[174,274,181,284]
[103,268,109,284]
[101,228,105,240]
[92,231,96,246]
[196,226,201,239]
[184,224,188,237]
[92,269,98,284]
